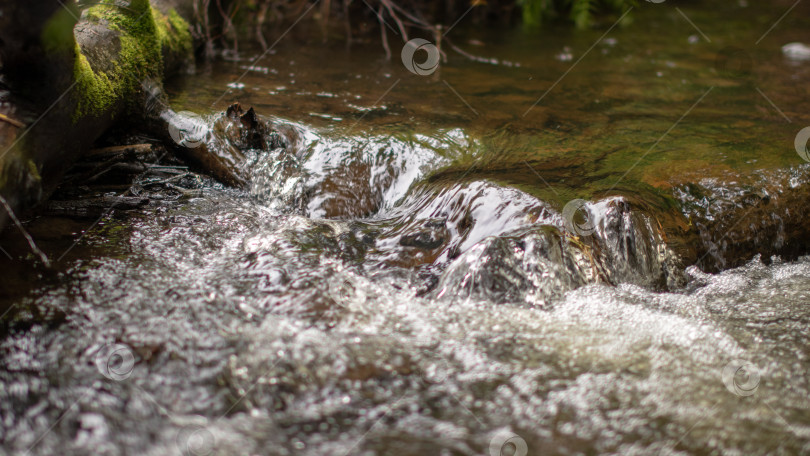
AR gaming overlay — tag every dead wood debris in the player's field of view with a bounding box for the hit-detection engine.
[46,143,209,219]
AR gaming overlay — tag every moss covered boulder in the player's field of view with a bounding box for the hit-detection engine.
[0,0,194,231]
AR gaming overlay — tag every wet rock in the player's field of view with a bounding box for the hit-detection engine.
[0,1,195,231]
[306,160,381,219]
[372,182,557,270]
[399,218,448,250]
[379,186,687,304]
[582,197,685,290]
[435,226,601,307]
[216,102,287,151]
[671,165,810,271]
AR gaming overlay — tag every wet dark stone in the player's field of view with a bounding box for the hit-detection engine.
[399,220,448,250]
[219,103,287,152]
[415,270,440,296]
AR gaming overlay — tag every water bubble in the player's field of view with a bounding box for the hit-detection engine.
[94,343,135,381]
[401,39,440,76]
[722,359,761,397]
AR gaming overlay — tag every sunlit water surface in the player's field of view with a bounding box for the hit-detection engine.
[2,2,810,455]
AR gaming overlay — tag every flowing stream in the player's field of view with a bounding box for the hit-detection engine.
[1,2,810,455]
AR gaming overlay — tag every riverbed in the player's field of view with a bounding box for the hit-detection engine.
[1,2,809,455]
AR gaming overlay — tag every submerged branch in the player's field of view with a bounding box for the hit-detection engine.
[0,194,50,267]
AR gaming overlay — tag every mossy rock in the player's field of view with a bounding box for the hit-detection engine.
[0,0,195,232]
[73,0,193,119]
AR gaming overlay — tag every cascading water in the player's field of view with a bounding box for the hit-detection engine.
[2,3,810,455]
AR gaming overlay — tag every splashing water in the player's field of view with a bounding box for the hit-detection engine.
[3,3,810,455]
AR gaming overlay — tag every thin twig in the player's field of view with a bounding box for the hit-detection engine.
[380,0,408,41]
[147,165,189,170]
[0,194,50,267]
[141,173,191,187]
[0,113,24,128]
[386,0,429,27]
[85,143,152,158]
[445,38,491,63]
[343,0,353,45]
[379,4,391,59]
[165,183,204,198]
[215,0,238,55]
[256,0,270,50]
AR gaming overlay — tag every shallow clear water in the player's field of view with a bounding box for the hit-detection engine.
[2,2,810,455]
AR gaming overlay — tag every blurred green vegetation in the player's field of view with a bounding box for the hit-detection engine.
[519,0,637,28]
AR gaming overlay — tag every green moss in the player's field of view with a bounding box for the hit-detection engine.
[155,9,193,56]
[72,0,192,120]
[26,160,42,183]
[73,42,117,118]
[41,6,79,54]
[519,0,635,28]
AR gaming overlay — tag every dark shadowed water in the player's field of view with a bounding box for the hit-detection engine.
[1,2,810,455]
